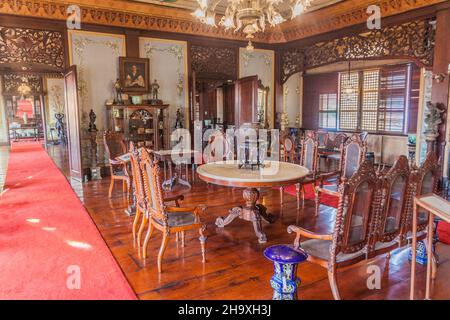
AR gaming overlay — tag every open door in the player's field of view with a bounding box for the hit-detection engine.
[235,75,258,127]
[64,65,83,181]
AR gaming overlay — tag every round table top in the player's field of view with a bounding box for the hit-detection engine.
[197,160,310,188]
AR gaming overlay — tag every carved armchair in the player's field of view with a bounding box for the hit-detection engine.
[140,148,207,273]
[279,132,303,208]
[103,131,130,198]
[288,161,379,300]
[368,156,410,258]
[315,133,367,216]
[129,142,184,246]
[400,152,440,246]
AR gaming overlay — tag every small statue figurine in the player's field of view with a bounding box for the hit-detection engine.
[151,79,160,100]
[175,108,184,129]
[114,78,123,104]
[424,101,444,138]
[88,109,98,132]
[55,113,67,145]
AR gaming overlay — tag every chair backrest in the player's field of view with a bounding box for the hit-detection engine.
[339,133,367,180]
[371,156,410,247]
[402,152,440,235]
[140,148,167,224]
[332,160,379,257]
[103,131,127,161]
[129,142,146,208]
[280,132,296,163]
[300,134,318,173]
[332,133,348,149]
[316,130,329,148]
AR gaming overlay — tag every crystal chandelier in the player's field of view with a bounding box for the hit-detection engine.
[193,0,312,49]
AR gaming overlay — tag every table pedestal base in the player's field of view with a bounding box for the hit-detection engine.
[162,173,191,191]
[215,188,275,243]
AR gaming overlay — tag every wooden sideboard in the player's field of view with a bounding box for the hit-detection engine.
[106,104,169,150]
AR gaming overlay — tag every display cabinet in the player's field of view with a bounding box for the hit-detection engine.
[106,104,169,150]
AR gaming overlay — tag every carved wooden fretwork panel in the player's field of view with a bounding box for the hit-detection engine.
[191,45,237,80]
[2,73,43,95]
[0,26,65,71]
[281,19,436,83]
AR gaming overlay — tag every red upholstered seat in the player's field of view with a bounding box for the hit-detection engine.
[438,221,450,245]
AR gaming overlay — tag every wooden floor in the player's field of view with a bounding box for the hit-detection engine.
[40,144,450,300]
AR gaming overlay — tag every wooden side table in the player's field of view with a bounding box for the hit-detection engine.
[410,193,450,300]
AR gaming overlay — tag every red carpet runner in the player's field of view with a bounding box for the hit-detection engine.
[0,143,136,300]
[283,183,339,208]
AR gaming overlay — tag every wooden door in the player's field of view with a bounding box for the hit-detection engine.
[235,76,258,127]
[223,83,235,127]
[64,65,83,181]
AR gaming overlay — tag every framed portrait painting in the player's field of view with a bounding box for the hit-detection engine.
[119,57,149,93]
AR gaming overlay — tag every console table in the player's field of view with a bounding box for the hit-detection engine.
[410,193,450,300]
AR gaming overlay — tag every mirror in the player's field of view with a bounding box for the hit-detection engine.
[257,80,269,128]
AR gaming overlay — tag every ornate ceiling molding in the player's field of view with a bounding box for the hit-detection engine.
[0,0,445,44]
[280,0,446,42]
[281,18,436,83]
[0,26,65,71]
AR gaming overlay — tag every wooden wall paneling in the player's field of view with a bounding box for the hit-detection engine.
[408,64,421,134]
[223,83,235,127]
[431,8,450,166]
[302,73,339,130]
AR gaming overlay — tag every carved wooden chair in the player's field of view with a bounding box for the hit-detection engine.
[129,143,185,246]
[103,131,130,198]
[368,155,410,258]
[140,148,207,273]
[316,130,329,148]
[288,160,379,300]
[315,133,367,216]
[400,152,440,245]
[280,133,321,209]
[279,132,301,207]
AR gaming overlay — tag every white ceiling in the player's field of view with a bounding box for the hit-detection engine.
[130,0,343,15]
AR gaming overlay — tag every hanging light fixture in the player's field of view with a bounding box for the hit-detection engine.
[342,61,357,98]
[192,0,312,50]
[17,77,32,99]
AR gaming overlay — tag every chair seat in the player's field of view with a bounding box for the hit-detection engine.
[112,169,128,177]
[301,239,365,263]
[155,211,197,227]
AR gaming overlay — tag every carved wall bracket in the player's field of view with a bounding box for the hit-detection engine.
[0,26,65,72]
[191,45,237,80]
[281,19,436,83]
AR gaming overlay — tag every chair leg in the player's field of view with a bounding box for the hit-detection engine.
[328,265,341,300]
[108,178,115,198]
[157,231,170,273]
[279,187,284,205]
[199,227,207,263]
[137,215,148,248]
[132,207,142,242]
[295,183,301,209]
[315,189,320,217]
[181,231,185,247]
[301,184,306,207]
[142,222,154,259]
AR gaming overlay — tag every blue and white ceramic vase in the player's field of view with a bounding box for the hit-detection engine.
[264,245,308,300]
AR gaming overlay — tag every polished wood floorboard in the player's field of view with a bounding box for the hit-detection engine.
[44,144,450,300]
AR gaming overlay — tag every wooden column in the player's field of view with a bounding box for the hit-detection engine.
[125,30,140,58]
[431,8,450,166]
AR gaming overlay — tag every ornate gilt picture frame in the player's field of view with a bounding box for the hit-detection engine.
[119,57,149,94]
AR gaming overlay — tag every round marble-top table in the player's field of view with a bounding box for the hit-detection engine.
[197,161,310,243]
